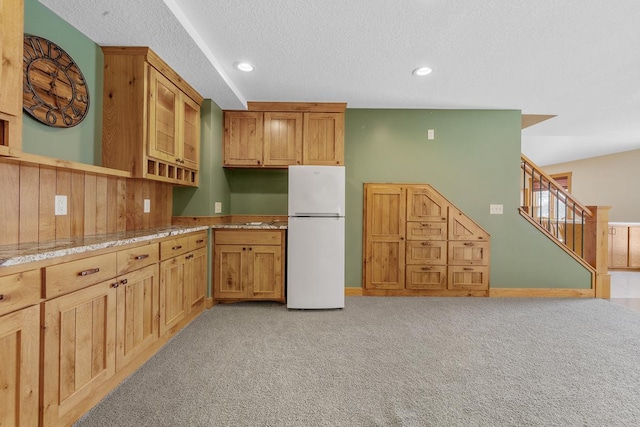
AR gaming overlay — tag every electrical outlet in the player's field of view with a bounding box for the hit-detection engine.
[143,199,151,213]
[489,204,503,215]
[427,129,435,140]
[214,202,222,214]
[55,195,67,216]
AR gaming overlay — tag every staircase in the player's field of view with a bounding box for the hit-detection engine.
[519,154,610,297]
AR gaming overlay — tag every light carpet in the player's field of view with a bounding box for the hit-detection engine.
[74,297,640,426]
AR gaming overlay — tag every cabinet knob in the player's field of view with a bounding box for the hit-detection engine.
[120,279,128,285]
[0,294,4,301]
[111,282,119,288]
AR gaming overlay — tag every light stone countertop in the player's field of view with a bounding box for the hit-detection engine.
[0,225,209,268]
[210,221,288,230]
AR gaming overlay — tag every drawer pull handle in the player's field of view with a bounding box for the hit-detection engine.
[79,268,100,276]
[421,267,432,271]
[0,294,4,301]
[421,242,431,246]
[463,242,474,247]
[111,282,119,288]
[185,254,194,260]
[120,279,128,286]
[172,245,183,250]
[463,268,474,271]
[135,254,150,260]
[196,239,205,244]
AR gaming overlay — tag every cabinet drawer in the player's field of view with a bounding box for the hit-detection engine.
[188,231,208,251]
[160,236,189,260]
[406,222,447,241]
[117,244,159,275]
[45,253,117,298]
[406,240,446,265]
[448,266,489,290]
[405,265,446,290]
[447,241,490,266]
[0,270,41,316]
[214,230,282,245]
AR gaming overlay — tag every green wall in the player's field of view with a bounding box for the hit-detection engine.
[23,0,103,164]
[344,109,590,289]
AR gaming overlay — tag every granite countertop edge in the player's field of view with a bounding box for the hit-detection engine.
[0,225,210,268]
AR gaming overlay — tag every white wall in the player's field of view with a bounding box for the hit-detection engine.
[543,149,640,222]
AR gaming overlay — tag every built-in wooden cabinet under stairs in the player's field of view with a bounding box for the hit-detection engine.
[363,183,490,296]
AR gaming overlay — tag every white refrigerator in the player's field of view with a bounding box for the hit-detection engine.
[287,165,345,309]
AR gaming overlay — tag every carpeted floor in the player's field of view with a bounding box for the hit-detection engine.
[74,297,640,426]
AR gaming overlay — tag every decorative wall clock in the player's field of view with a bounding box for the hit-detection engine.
[23,35,90,127]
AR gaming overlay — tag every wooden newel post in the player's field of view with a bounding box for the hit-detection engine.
[584,206,611,298]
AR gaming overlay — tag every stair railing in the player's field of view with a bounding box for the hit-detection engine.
[520,154,592,259]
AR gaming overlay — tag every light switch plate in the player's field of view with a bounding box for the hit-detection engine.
[143,199,151,213]
[489,204,503,215]
[214,202,222,214]
[55,195,67,216]
[427,129,435,140]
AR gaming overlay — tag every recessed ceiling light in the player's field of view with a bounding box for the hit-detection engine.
[412,66,433,76]
[235,62,254,72]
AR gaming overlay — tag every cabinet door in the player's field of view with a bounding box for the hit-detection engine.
[159,255,187,336]
[148,67,180,164]
[302,112,344,165]
[610,226,629,268]
[43,282,117,427]
[406,265,446,290]
[247,245,283,300]
[264,112,303,166]
[406,186,448,222]
[213,244,246,299]
[186,247,207,313]
[0,305,39,427]
[448,266,489,290]
[448,241,490,266]
[406,240,447,265]
[448,205,490,241]
[364,184,406,289]
[628,227,640,268]
[180,94,201,170]
[224,112,263,166]
[0,0,23,156]
[116,264,159,371]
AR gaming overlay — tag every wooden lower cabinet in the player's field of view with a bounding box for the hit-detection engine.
[160,241,207,335]
[115,264,160,371]
[42,281,117,427]
[213,230,285,302]
[160,254,187,336]
[608,225,640,269]
[364,183,490,296]
[0,305,40,427]
[1,229,208,426]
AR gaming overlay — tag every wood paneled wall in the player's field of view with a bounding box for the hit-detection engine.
[0,159,172,246]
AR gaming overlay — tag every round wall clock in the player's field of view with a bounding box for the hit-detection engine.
[23,35,90,128]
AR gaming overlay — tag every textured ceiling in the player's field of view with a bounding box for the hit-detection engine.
[39,0,640,166]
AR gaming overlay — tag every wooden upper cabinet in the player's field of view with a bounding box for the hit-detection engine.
[302,112,344,165]
[102,47,203,186]
[181,95,201,170]
[224,112,263,166]
[223,102,345,168]
[148,68,180,164]
[0,0,23,157]
[263,112,303,166]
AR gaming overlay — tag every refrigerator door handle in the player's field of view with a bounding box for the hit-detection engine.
[293,212,341,217]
